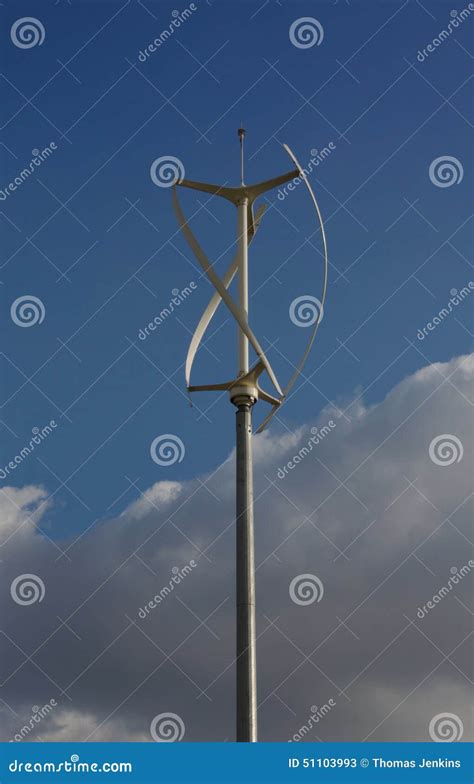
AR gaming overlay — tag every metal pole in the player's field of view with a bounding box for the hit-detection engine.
[237,196,249,376]
[235,127,257,741]
[235,398,257,742]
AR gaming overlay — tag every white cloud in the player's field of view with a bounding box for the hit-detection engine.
[1,354,472,742]
[122,481,183,520]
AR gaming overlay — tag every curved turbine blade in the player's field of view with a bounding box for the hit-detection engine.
[173,187,283,397]
[256,143,328,433]
[177,178,238,204]
[246,168,299,200]
[185,204,267,387]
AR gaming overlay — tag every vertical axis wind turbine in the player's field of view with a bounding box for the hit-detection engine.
[172,130,328,742]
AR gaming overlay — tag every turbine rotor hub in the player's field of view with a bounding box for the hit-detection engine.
[229,384,258,408]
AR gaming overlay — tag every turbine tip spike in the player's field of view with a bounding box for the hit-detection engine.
[238,126,246,185]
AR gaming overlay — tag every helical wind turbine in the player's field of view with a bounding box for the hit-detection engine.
[172,130,328,742]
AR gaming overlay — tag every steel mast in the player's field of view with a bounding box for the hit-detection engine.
[233,126,257,741]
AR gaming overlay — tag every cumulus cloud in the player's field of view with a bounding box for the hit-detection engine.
[1,354,472,742]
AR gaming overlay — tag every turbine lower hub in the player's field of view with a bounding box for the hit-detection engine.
[229,384,258,407]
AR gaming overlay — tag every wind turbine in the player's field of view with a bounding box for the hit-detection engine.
[172,130,328,742]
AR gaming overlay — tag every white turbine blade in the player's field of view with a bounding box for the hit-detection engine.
[185,204,267,387]
[247,168,299,199]
[178,172,299,204]
[173,188,283,397]
[177,178,238,204]
[185,258,238,387]
[256,143,328,433]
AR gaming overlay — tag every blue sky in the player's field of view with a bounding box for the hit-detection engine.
[1,0,472,531]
